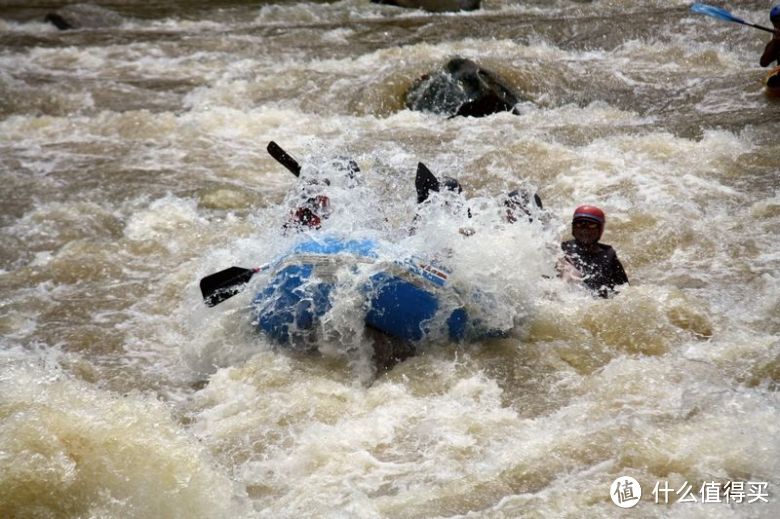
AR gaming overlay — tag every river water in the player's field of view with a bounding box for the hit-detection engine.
[1,1,779,517]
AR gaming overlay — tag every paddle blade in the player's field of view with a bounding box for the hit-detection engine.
[200,266,256,307]
[267,141,301,177]
[415,162,439,203]
[691,3,745,25]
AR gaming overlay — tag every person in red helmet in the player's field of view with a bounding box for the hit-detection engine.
[283,177,333,233]
[557,204,628,297]
[285,193,331,231]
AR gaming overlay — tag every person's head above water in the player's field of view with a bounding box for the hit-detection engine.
[571,204,605,245]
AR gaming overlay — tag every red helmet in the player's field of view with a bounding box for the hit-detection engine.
[572,204,605,225]
[573,204,605,238]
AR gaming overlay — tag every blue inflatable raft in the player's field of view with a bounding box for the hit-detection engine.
[251,235,502,347]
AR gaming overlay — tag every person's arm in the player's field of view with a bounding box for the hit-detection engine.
[610,255,629,287]
[556,255,582,282]
[760,35,780,67]
[557,242,584,283]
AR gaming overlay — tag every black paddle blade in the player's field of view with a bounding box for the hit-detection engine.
[200,266,256,307]
[415,162,439,203]
[267,141,301,177]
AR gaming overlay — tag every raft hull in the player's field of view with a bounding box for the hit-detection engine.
[251,237,477,346]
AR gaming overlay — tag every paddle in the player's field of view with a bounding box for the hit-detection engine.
[267,141,301,176]
[415,162,439,203]
[414,162,473,223]
[691,3,776,34]
[199,265,271,307]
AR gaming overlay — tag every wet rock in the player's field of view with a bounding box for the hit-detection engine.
[370,0,480,13]
[44,4,124,30]
[406,57,524,117]
[44,13,73,31]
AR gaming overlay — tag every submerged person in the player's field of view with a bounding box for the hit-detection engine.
[281,174,333,233]
[283,193,331,231]
[502,187,550,226]
[281,155,362,233]
[760,6,780,71]
[557,204,628,298]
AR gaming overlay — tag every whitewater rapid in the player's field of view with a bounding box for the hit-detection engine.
[1,1,778,517]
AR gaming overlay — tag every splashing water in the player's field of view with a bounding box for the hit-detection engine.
[1,1,778,517]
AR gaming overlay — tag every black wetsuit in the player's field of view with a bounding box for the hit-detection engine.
[760,37,780,69]
[561,240,629,298]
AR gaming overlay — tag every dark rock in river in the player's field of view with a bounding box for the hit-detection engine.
[370,0,480,13]
[44,4,124,30]
[406,57,523,117]
[44,13,74,31]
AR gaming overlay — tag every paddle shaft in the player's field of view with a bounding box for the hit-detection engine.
[746,23,777,35]
[692,3,776,34]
